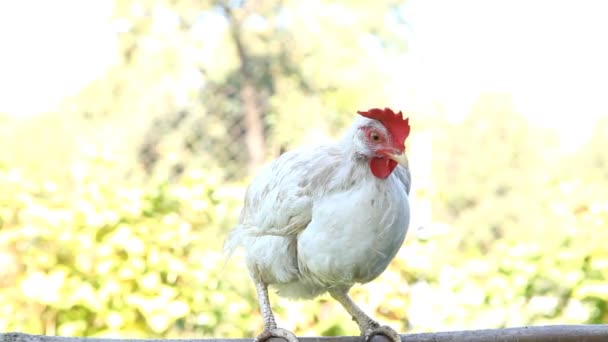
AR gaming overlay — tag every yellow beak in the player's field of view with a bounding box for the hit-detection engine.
[388,151,409,167]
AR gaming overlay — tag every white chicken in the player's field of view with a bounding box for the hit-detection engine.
[225,108,411,342]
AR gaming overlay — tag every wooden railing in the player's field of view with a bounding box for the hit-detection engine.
[2,325,608,342]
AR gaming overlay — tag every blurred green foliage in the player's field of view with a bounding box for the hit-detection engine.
[0,0,607,338]
[0,162,248,337]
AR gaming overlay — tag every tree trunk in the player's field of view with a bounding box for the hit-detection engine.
[222,3,266,175]
[241,80,265,175]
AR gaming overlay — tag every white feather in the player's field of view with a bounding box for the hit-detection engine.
[224,117,411,299]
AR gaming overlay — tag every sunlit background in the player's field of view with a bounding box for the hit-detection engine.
[1,0,607,338]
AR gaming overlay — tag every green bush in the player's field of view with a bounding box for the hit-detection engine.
[0,164,254,337]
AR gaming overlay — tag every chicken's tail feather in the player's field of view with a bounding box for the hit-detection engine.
[223,227,239,256]
[222,224,248,271]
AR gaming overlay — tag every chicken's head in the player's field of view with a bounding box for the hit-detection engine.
[354,107,410,179]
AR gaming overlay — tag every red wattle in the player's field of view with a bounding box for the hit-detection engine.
[369,157,398,179]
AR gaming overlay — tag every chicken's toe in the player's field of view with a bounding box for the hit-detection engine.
[365,325,401,342]
[254,328,298,342]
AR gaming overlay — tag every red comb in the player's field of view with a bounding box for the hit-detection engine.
[357,107,411,151]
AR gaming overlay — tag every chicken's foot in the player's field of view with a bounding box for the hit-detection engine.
[329,288,401,342]
[253,281,298,342]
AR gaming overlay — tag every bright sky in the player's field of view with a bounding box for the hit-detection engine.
[396,0,608,151]
[0,0,116,116]
[1,0,606,151]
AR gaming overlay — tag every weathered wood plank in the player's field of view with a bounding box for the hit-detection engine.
[2,325,608,342]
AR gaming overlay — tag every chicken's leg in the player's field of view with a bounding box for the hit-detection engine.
[253,281,298,342]
[329,289,401,342]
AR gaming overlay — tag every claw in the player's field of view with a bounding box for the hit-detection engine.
[253,328,299,342]
[365,325,402,342]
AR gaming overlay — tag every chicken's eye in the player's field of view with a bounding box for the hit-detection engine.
[370,132,380,141]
